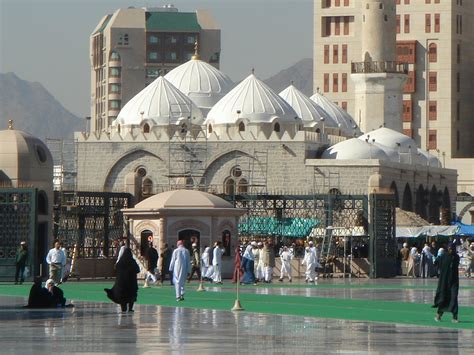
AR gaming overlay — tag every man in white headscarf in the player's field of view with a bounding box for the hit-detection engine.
[302,247,317,283]
[255,242,265,282]
[201,246,211,280]
[169,240,191,301]
[212,241,225,284]
[279,246,293,282]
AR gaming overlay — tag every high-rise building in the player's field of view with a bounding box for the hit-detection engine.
[90,5,221,133]
[314,0,474,194]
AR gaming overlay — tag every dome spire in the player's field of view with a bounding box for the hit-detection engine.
[191,40,200,60]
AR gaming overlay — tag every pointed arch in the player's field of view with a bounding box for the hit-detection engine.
[415,184,427,219]
[402,183,413,212]
[428,185,440,224]
[390,181,399,207]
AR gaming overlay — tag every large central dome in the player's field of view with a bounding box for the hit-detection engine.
[165,58,234,112]
[206,73,300,125]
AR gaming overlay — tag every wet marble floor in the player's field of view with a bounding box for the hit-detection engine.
[1,279,474,354]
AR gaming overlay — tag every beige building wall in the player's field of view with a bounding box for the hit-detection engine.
[90,6,221,134]
[314,0,474,194]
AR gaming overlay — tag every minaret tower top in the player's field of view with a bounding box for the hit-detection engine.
[361,0,397,63]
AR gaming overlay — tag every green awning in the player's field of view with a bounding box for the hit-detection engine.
[146,12,201,32]
[238,217,320,238]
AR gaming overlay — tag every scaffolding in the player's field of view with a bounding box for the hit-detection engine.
[313,167,340,194]
[167,104,208,190]
[46,138,77,192]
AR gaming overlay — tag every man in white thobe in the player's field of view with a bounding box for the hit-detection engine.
[169,240,191,301]
[255,242,265,282]
[302,247,317,283]
[212,241,224,284]
[279,246,293,282]
[201,246,211,280]
[46,241,66,284]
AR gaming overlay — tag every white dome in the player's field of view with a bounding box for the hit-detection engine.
[417,148,442,168]
[206,74,301,125]
[279,85,338,129]
[165,59,234,110]
[113,76,204,127]
[310,92,361,136]
[322,138,389,160]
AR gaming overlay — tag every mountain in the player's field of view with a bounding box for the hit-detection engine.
[0,72,84,140]
[264,58,313,96]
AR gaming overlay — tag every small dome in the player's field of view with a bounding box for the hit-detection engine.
[310,92,361,136]
[417,148,442,168]
[0,128,53,183]
[322,138,389,160]
[165,59,234,111]
[206,74,301,125]
[279,85,338,128]
[135,189,234,209]
[113,76,204,127]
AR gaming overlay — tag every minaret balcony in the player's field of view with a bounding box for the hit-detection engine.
[351,61,408,75]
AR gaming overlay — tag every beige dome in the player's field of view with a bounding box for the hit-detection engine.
[135,189,234,209]
[0,128,53,184]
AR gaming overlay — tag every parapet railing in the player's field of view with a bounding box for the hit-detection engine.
[351,61,408,75]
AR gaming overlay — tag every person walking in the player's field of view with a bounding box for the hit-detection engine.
[262,239,275,283]
[187,243,201,282]
[279,246,293,282]
[406,244,418,278]
[46,241,66,284]
[212,241,224,284]
[241,244,257,285]
[433,243,460,323]
[160,244,173,285]
[144,242,159,288]
[302,246,317,283]
[201,246,211,281]
[104,247,140,312]
[169,240,191,301]
[15,241,28,284]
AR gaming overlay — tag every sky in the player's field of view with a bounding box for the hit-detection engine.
[0,0,313,117]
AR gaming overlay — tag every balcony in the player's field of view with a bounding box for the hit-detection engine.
[351,61,408,75]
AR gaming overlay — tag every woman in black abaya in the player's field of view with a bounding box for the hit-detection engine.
[105,248,140,312]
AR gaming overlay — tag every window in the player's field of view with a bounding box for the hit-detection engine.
[343,16,349,35]
[428,43,437,62]
[434,14,440,32]
[143,123,150,133]
[324,17,331,36]
[166,35,178,44]
[425,14,431,33]
[165,52,177,61]
[324,45,330,64]
[344,0,349,5]
[118,33,129,45]
[342,73,347,92]
[335,0,340,6]
[148,52,160,61]
[428,130,437,149]
[404,14,410,33]
[274,122,281,132]
[397,41,416,64]
[404,0,410,4]
[335,17,341,35]
[142,178,153,197]
[333,45,339,63]
[342,44,348,63]
[110,51,120,61]
[403,100,412,122]
[239,122,245,131]
[457,72,461,92]
[457,44,461,64]
[109,84,120,93]
[333,73,338,92]
[109,67,121,77]
[38,191,48,215]
[146,68,161,78]
[404,71,416,93]
[396,15,400,34]
[186,35,196,44]
[457,131,460,151]
[148,35,159,44]
[428,72,437,91]
[429,101,437,120]
[208,124,213,134]
[109,100,121,110]
[341,101,347,111]
[324,73,330,92]
[457,101,460,121]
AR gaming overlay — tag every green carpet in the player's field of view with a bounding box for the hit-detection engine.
[1,282,473,330]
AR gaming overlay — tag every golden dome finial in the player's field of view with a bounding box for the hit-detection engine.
[8,119,13,130]
[191,40,200,60]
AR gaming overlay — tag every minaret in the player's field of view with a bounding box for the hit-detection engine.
[351,0,407,133]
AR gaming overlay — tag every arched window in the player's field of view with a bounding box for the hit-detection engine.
[402,183,413,211]
[143,123,150,133]
[429,43,437,63]
[415,184,427,219]
[38,191,48,215]
[329,188,341,195]
[237,178,248,194]
[136,167,147,177]
[117,124,121,133]
[274,122,281,132]
[208,124,213,134]
[239,122,245,132]
[224,178,235,195]
[142,178,153,197]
